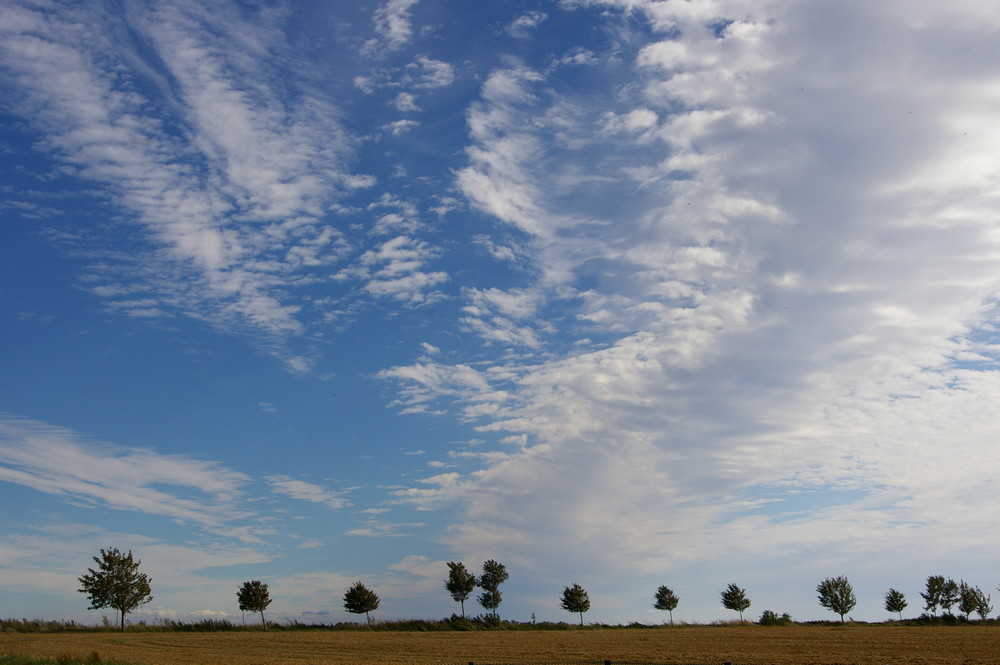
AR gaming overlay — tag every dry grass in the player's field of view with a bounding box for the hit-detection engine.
[2,625,1000,665]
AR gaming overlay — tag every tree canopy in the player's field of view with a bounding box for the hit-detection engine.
[343,581,380,624]
[477,559,509,619]
[237,580,272,629]
[958,581,991,620]
[816,576,857,622]
[720,583,751,622]
[77,547,153,632]
[922,575,960,616]
[653,585,679,625]
[560,583,591,625]
[884,588,907,620]
[444,561,477,618]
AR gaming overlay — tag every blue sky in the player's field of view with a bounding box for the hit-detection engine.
[2,0,1000,626]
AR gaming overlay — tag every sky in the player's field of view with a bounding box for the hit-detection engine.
[1,0,1000,626]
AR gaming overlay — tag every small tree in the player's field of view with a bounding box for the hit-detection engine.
[721,583,751,622]
[923,576,960,616]
[445,561,477,618]
[477,559,509,619]
[976,589,993,620]
[343,581,380,624]
[940,578,961,615]
[653,585,679,625]
[816,576,857,622]
[560,583,591,626]
[237,580,272,629]
[958,582,991,621]
[884,588,907,620]
[78,547,153,632]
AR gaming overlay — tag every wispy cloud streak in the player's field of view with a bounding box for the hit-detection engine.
[0,416,251,529]
[0,0,366,367]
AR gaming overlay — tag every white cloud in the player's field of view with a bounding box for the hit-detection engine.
[393,92,420,112]
[0,0,362,360]
[342,236,449,306]
[383,119,419,136]
[266,475,351,510]
[507,11,548,38]
[414,56,455,88]
[0,416,252,531]
[369,0,422,52]
[385,0,1000,606]
[459,287,549,348]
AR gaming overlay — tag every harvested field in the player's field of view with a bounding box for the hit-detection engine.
[2,625,999,665]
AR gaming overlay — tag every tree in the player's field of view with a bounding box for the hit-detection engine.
[884,588,907,620]
[78,547,152,632]
[560,583,591,626]
[444,561,477,618]
[958,582,991,621]
[477,559,509,619]
[343,581,380,624]
[237,580,272,630]
[976,590,993,620]
[816,576,857,622]
[653,585,679,625]
[720,583,751,622]
[922,575,960,616]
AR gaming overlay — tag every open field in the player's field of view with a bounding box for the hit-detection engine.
[3,625,1000,665]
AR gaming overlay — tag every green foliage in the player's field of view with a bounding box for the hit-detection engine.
[922,575,960,616]
[343,581,380,623]
[720,583,751,622]
[884,588,907,619]
[958,581,991,620]
[758,610,792,626]
[653,585,679,625]
[444,562,477,618]
[560,583,591,625]
[477,559,509,619]
[816,576,857,622]
[236,580,272,629]
[77,548,153,632]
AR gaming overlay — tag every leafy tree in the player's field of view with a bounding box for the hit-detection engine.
[720,583,751,622]
[922,575,960,616]
[958,582,991,620]
[560,583,591,625]
[922,575,944,615]
[237,580,272,630]
[816,576,857,622]
[940,578,961,615]
[976,588,993,620]
[477,559,509,619]
[445,561,477,618]
[343,581,380,624]
[78,547,152,632]
[884,588,907,620]
[653,585,679,625]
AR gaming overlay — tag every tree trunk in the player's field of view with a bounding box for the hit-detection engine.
[260,610,267,630]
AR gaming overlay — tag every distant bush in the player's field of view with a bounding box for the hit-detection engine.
[758,610,793,626]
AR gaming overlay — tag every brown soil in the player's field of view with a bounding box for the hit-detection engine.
[2,625,999,665]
